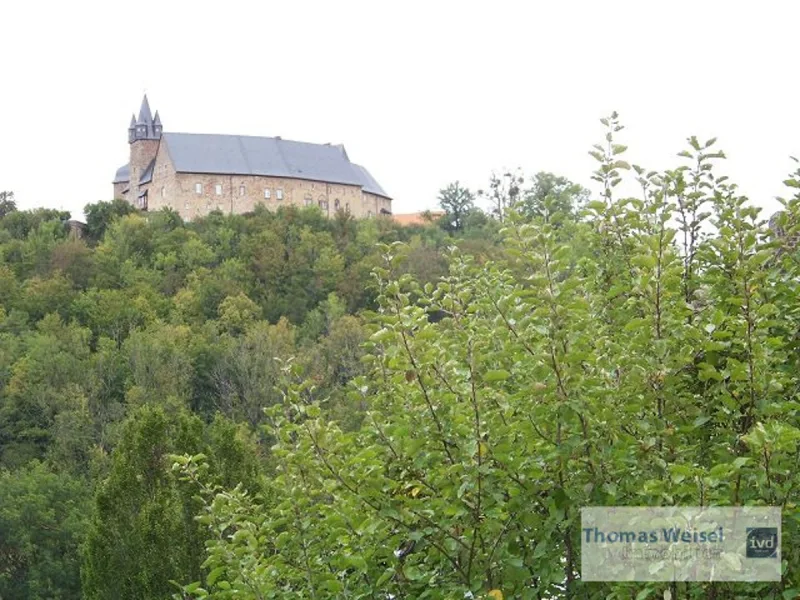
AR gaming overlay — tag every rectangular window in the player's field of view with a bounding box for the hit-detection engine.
[195,183,203,194]
[304,197,313,207]
[239,185,245,196]
[264,189,271,199]
[319,200,328,210]
[276,189,283,200]
[215,184,222,195]
[161,186,165,198]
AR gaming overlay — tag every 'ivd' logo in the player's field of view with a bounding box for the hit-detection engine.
[746,528,778,558]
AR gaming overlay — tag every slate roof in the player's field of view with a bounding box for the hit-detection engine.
[137,95,153,125]
[113,164,130,183]
[351,164,389,199]
[162,132,390,198]
[138,159,155,185]
[113,129,390,199]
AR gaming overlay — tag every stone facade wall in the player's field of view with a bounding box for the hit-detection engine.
[112,182,128,200]
[118,140,392,220]
[361,192,392,217]
[128,139,159,206]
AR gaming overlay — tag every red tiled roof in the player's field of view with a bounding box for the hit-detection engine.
[393,211,445,226]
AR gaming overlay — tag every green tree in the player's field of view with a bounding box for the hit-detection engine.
[217,292,262,335]
[437,181,475,233]
[0,315,91,467]
[212,318,296,427]
[517,171,589,225]
[480,169,524,222]
[81,405,207,600]
[0,190,17,218]
[83,199,136,245]
[0,462,89,600]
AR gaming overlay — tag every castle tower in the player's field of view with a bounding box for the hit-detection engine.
[129,95,162,207]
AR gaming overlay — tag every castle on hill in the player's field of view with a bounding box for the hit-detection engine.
[113,96,392,220]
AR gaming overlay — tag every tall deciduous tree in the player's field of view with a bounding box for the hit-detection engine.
[480,169,524,222]
[517,171,589,224]
[0,190,16,218]
[82,199,136,245]
[82,405,203,600]
[438,181,475,233]
[0,462,88,600]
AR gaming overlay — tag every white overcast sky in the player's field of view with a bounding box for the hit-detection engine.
[1,1,799,220]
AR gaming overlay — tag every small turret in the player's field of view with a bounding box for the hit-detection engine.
[153,110,162,137]
[127,114,137,143]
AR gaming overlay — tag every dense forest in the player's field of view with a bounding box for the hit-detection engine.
[1,115,799,599]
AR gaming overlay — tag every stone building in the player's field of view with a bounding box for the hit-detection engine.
[113,96,392,220]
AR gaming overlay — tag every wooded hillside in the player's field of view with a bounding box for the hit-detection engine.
[1,117,798,599]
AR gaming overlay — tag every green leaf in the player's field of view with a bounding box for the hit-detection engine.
[693,415,711,427]
[484,370,511,382]
[586,200,607,212]
[732,457,750,469]
[207,566,225,586]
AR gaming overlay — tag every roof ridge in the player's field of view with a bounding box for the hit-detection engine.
[157,132,390,199]
[164,130,334,148]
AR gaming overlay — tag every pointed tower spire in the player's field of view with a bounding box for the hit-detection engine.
[137,94,153,125]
